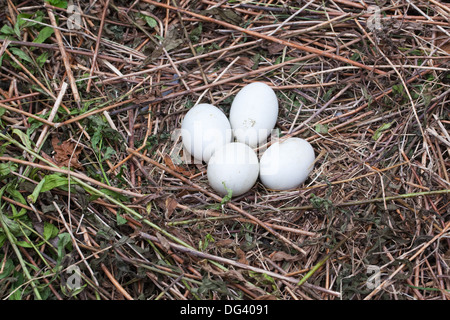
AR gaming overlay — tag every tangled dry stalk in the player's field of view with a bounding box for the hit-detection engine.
[0,0,449,300]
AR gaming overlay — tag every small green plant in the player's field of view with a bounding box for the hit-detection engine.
[139,13,157,29]
[45,0,68,9]
[189,23,202,43]
[199,233,215,251]
[310,193,333,211]
[392,83,404,97]
[220,182,233,205]
[315,123,329,134]
[0,11,55,70]
[372,121,394,141]
[207,182,233,211]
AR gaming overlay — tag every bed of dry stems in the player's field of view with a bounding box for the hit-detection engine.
[0,0,449,301]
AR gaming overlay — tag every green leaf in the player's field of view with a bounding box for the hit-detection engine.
[9,48,32,63]
[116,213,127,226]
[46,0,68,9]
[221,182,233,205]
[27,115,45,137]
[248,270,276,286]
[206,182,233,210]
[310,193,333,211]
[189,23,202,43]
[0,162,18,177]
[6,184,27,217]
[0,215,22,237]
[12,128,32,149]
[96,188,129,201]
[103,146,116,160]
[61,282,86,297]
[15,240,33,248]
[0,25,15,35]
[40,174,69,192]
[392,84,404,96]
[350,52,361,61]
[27,177,46,204]
[372,122,394,141]
[16,13,33,29]
[195,45,205,55]
[6,184,27,204]
[15,222,58,248]
[315,123,328,134]
[55,232,72,267]
[322,88,334,102]
[43,222,59,240]
[91,126,105,150]
[13,24,21,39]
[251,53,261,70]
[0,258,14,279]
[423,93,432,107]
[36,52,49,67]
[199,233,215,251]
[143,15,157,28]
[33,26,54,44]
[9,272,25,300]
[0,234,6,248]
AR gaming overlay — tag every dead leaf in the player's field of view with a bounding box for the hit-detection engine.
[225,269,247,283]
[163,154,192,176]
[200,264,247,283]
[439,42,450,54]
[199,263,272,297]
[243,280,270,296]
[236,247,248,265]
[235,56,254,69]
[270,251,300,262]
[216,239,234,247]
[150,26,184,61]
[436,32,450,54]
[443,250,450,266]
[202,8,242,25]
[51,136,83,170]
[162,27,184,51]
[265,42,285,55]
[165,196,178,219]
[133,192,163,205]
[156,232,171,251]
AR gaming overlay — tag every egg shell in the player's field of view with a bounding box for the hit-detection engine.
[259,138,315,190]
[229,82,278,147]
[207,142,259,197]
[181,103,232,163]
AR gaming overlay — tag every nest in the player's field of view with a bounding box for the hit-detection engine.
[0,0,449,300]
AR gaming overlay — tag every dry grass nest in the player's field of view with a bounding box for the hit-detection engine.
[0,0,449,300]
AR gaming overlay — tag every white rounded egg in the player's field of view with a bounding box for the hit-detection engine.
[181,103,232,163]
[229,82,278,147]
[259,138,315,190]
[207,142,259,197]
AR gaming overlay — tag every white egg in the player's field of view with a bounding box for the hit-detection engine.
[207,142,259,197]
[229,82,278,147]
[181,103,232,163]
[259,138,315,190]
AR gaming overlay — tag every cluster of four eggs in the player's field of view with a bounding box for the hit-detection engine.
[181,82,315,197]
